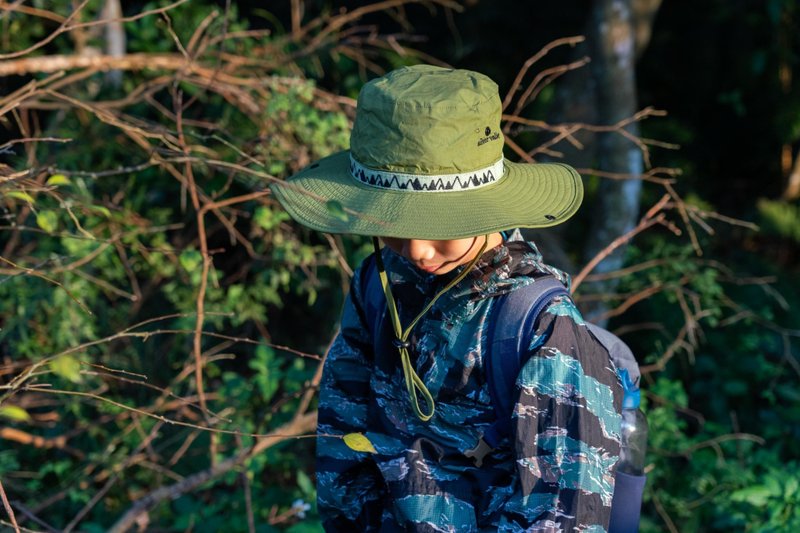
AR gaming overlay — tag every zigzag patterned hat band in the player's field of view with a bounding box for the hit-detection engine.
[349,154,505,192]
[270,65,584,240]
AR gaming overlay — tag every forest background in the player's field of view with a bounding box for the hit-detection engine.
[1,1,799,532]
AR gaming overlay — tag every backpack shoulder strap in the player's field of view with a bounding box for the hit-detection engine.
[481,276,569,449]
[358,252,383,342]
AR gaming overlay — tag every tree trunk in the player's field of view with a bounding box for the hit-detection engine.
[101,0,126,86]
[524,0,661,291]
[581,0,659,324]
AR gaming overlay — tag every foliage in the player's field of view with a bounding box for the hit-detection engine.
[758,199,800,243]
[1,1,800,532]
[601,234,800,532]
[0,1,376,530]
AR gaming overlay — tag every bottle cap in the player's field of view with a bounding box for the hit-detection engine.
[618,368,641,409]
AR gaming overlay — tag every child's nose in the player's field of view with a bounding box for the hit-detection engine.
[405,240,435,262]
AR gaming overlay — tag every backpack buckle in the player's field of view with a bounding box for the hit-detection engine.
[464,436,493,467]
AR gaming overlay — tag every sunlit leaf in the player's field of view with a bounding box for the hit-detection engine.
[90,205,111,218]
[343,433,376,453]
[254,206,289,231]
[6,191,35,203]
[179,249,203,273]
[36,210,58,233]
[731,485,772,507]
[49,354,83,383]
[297,470,314,496]
[46,174,71,186]
[0,405,31,422]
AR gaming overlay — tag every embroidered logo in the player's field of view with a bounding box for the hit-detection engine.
[477,126,500,147]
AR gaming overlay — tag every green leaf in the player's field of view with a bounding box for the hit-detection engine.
[286,523,323,533]
[343,433,376,453]
[786,476,799,499]
[0,405,31,422]
[6,191,35,203]
[254,206,290,231]
[731,485,772,507]
[46,174,71,186]
[325,200,349,222]
[49,354,83,383]
[248,345,280,402]
[297,470,314,496]
[89,205,111,218]
[36,210,58,233]
[179,249,203,273]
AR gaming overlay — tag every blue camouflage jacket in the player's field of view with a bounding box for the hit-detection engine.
[317,234,623,532]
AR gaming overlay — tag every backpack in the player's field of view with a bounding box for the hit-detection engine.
[358,253,646,533]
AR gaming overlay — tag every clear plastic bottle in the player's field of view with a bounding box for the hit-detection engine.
[617,369,648,476]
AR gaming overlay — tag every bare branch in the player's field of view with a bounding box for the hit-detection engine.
[0,0,191,60]
[572,194,671,292]
[0,478,20,533]
[107,412,317,533]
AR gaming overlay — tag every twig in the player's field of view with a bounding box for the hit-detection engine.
[0,137,71,151]
[572,194,671,292]
[502,35,585,111]
[511,57,590,119]
[0,0,191,60]
[236,433,257,533]
[574,166,680,185]
[665,182,702,256]
[323,233,354,277]
[0,521,37,533]
[64,417,168,532]
[639,307,715,375]
[653,433,765,457]
[174,88,210,422]
[19,385,319,441]
[652,492,679,533]
[107,412,317,533]
[0,256,92,315]
[594,277,690,321]
[583,258,669,282]
[4,499,58,533]
[0,478,20,533]
[0,427,85,459]
[0,1,66,23]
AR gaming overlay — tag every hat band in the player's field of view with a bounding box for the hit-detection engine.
[350,155,504,193]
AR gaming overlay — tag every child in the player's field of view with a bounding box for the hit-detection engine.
[271,65,623,532]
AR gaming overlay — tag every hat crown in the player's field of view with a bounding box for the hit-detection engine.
[351,65,504,175]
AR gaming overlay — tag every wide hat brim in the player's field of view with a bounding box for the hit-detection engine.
[270,150,583,240]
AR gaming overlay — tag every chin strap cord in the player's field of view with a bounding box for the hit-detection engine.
[371,236,489,421]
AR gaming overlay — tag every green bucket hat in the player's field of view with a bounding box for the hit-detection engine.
[270,64,583,240]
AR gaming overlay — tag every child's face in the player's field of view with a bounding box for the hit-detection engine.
[381,233,503,275]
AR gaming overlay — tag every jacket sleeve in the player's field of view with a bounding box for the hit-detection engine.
[316,264,387,531]
[498,294,623,531]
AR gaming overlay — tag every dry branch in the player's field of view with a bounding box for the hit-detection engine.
[0,478,20,533]
[0,53,192,76]
[107,411,317,533]
[0,427,85,459]
[572,194,672,292]
[0,0,191,61]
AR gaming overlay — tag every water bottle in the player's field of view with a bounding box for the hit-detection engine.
[617,369,648,475]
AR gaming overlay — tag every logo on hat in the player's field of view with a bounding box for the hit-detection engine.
[478,126,500,147]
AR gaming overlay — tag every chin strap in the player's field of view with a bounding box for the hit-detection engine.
[371,236,489,421]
